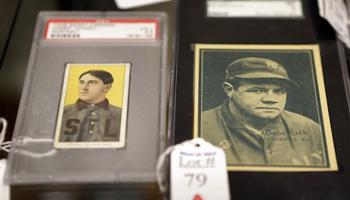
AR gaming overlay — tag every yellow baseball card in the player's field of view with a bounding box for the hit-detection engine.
[54,63,130,149]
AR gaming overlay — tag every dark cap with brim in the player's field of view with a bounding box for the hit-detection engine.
[226,57,297,87]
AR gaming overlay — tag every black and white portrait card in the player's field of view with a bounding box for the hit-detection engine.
[193,44,337,171]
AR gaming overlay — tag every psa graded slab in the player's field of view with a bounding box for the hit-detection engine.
[54,63,130,149]
[194,44,337,172]
[6,12,169,184]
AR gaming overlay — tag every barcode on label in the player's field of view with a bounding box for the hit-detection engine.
[126,33,154,39]
[50,33,81,39]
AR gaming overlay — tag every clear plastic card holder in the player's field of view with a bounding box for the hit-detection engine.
[6,11,169,184]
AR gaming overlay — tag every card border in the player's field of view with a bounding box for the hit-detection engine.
[193,44,338,171]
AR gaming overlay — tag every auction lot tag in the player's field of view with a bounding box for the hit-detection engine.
[170,138,230,200]
[0,160,9,200]
[45,19,159,40]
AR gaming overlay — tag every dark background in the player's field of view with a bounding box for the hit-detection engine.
[200,49,319,122]
[1,0,350,199]
[174,0,350,200]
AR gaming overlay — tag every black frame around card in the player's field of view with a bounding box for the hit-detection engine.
[173,0,350,199]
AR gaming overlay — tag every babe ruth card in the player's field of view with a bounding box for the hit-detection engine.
[54,63,130,149]
[193,44,338,171]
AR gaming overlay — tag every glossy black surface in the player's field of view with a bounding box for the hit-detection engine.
[0,0,20,67]
[1,0,350,199]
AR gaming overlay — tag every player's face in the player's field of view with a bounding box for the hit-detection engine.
[231,81,287,119]
[79,74,109,104]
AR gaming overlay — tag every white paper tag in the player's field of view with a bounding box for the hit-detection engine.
[170,138,230,200]
[115,0,171,9]
[45,19,159,40]
[207,0,303,18]
[0,160,10,200]
[317,0,325,16]
[318,0,350,48]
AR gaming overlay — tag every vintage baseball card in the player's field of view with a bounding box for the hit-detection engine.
[194,44,337,171]
[54,63,130,149]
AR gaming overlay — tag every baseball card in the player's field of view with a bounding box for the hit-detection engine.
[54,63,130,149]
[194,44,337,171]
